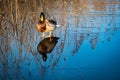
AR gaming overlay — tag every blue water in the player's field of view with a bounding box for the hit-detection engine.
[1,21,120,80]
[0,1,120,80]
[48,31,120,80]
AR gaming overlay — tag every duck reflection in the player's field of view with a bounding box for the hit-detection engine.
[37,37,59,61]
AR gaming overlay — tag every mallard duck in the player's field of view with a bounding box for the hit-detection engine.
[36,12,58,38]
[37,37,59,61]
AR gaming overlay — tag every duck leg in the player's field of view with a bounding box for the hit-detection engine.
[49,31,53,37]
[49,31,53,41]
[41,32,45,38]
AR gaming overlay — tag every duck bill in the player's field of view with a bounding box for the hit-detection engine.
[40,15,44,22]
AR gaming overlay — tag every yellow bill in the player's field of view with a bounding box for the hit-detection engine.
[40,15,44,21]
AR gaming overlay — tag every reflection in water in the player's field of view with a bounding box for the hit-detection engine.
[37,37,59,61]
[0,0,120,80]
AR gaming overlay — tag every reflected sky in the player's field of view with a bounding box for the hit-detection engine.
[0,0,120,80]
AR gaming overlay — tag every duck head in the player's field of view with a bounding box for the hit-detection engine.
[40,12,45,22]
[42,54,47,61]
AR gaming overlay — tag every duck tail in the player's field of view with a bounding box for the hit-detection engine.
[56,24,60,28]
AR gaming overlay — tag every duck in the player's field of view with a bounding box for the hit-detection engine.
[37,37,59,61]
[36,12,58,38]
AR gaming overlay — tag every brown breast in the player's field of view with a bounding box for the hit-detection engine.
[36,21,46,32]
[40,26,46,32]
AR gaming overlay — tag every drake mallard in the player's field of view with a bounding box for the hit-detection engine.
[36,12,58,38]
[37,37,59,61]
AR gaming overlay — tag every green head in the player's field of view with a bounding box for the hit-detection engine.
[40,12,45,22]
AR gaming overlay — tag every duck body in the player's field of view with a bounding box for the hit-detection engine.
[36,12,57,38]
[36,19,55,32]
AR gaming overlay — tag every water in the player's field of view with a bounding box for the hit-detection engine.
[0,0,120,80]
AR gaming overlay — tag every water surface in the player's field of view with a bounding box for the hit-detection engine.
[0,0,120,80]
